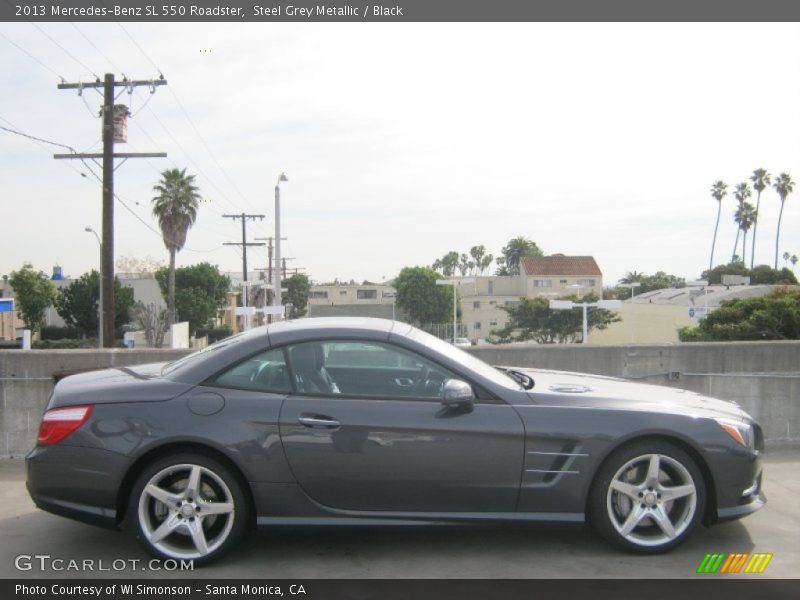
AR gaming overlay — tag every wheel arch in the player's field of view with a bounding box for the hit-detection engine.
[115,441,257,526]
[583,433,718,525]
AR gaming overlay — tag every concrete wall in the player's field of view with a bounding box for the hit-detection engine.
[0,349,190,458]
[1,342,798,458]
[467,341,800,443]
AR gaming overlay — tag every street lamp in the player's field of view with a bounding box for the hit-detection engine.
[549,297,622,344]
[436,277,475,342]
[272,172,288,318]
[619,281,642,300]
[84,227,103,348]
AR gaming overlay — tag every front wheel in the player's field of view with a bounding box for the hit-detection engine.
[129,453,248,565]
[589,441,706,553]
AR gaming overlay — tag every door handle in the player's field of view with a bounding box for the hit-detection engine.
[298,415,341,429]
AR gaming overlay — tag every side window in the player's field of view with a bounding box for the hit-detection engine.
[285,340,461,400]
[211,348,291,393]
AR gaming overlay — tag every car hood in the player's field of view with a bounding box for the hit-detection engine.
[49,362,194,409]
[513,367,749,421]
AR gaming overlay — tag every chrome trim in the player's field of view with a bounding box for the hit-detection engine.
[525,469,579,474]
[527,451,588,457]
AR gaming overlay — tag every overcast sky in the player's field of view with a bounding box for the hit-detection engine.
[1,23,799,286]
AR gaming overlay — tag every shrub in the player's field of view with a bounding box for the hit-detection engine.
[194,327,233,343]
[40,325,83,340]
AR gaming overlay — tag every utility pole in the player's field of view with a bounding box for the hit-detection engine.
[222,213,266,283]
[223,213,265,330]
[55,73,167,348]
[281,257,295,279]
[254,236,286,288]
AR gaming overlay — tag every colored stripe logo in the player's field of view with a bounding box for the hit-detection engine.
[696,553,772,574]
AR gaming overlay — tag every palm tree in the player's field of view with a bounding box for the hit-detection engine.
[783,251,791,268]
[469,245,486,275]
[748,169,771,269]
[151,168,201,324]
[773,173,795,268]
[620,270,645,284]
[791,255,798,272]
[731,183,751,263]
[501,236,542,275]
[735,202,756,267]
[709,181,727,271]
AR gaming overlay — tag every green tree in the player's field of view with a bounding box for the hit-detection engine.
[151,168,201,325]
[679,288,800,341]
[748,264,798,285]
[282,273,310,319]
[731,182,751,263]
[495,256,510,276]
[702,262,797,285]
[432,251,459,277]
[155,263,230,333]
[701,262,750,284]
[8,264,57,334]
[56,270,133,336]
[735,201,757,267]
[614,271,686,300]
[501,236,544,275]
[469,245,493,275]
[395,266,452,325]
[773,172,795,269]
[749,169,771,269]
[491,293,620,344]
[709,181,727,271]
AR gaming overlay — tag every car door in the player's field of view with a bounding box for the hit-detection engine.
[278,339,525,513]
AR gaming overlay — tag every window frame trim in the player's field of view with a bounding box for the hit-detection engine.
[284,337,503,404]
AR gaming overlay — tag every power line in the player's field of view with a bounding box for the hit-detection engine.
[78,156,225,254]
[139,104,247,214]
[69,22,125,76]
[0,123,76,152]
[29,22,100,79]
[0,30,64,81]
[111,20,260,214]
[114,21,161,75]
[166,86,260,213]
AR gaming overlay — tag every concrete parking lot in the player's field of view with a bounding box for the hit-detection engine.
[0,446,797,579]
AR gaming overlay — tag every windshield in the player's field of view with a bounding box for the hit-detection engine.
[407,328,523,391]
[161,331,250,376]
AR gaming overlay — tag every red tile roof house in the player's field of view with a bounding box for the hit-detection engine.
[520,255,603,297]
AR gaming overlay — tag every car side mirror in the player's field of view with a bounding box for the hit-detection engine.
[441,379,474,409]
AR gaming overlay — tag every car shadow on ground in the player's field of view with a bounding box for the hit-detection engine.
[0,510,756,579]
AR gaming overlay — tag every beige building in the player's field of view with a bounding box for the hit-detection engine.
[307,283,397,319]
[460,255,604,340]
[591,284,800,345]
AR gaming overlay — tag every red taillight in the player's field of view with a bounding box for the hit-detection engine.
[37,405,93,445]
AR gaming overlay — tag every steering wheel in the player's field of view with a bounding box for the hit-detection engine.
[413,365,431,394]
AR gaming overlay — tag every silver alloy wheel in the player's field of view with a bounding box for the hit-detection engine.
[137,463,235,560]
[606,453,697,547]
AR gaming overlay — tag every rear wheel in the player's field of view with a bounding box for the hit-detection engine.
[589,441,705,553]
[129,453,248,565]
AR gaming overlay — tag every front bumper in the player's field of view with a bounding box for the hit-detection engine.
[716,468,766,522]
[26,443,132,529]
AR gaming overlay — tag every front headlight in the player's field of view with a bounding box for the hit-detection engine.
[714,418,754,449]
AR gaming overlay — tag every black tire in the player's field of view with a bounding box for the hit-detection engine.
[128,452,249,566]
[588,440,706,554]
